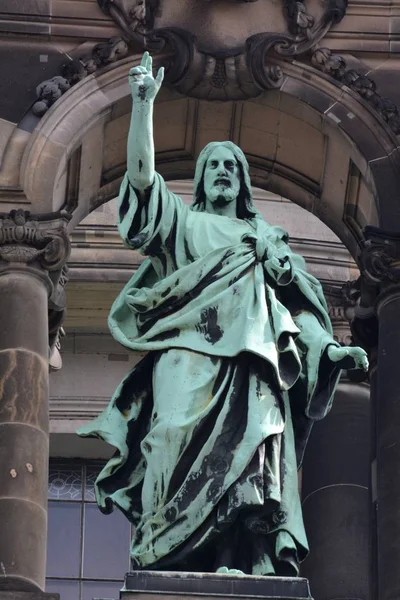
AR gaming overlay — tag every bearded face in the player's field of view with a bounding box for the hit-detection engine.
[203,146,241,209]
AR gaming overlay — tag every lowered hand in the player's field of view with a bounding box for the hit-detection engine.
[327,345,369,372]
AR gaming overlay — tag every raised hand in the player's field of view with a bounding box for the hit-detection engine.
[129,51,164,105]
[327,345,369,372]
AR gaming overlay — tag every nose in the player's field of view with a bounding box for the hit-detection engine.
[217,162,227,176]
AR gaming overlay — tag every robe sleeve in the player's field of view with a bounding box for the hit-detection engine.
[118,172,190,277]
[278,239,342,421]
[264,227,343,466]
[289,307,342,468]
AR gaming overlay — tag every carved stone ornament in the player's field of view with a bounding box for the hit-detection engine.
[360,226,400,287]
[311,48,400,135]
[33,37,129,116]
[96,0,348,100]
[0,210,72,366]
[0,208,71,310]
[0,210,71,272]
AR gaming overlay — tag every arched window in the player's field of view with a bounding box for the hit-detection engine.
[46,460,131,600]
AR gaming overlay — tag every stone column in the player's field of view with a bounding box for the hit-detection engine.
[0,210,70,594]
[361,226,400,600]
[351,294,379,599]
[301,285,372,600]
[301,382,371,600]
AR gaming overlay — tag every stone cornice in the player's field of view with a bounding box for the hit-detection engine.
[50,396,110,420]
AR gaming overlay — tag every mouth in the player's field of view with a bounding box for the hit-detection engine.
[214,178,231,187]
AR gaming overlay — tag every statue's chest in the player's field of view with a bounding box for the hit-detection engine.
[186,212,252,258]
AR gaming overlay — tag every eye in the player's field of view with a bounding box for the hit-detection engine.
[225,161,235,171]
[208,160,218,169]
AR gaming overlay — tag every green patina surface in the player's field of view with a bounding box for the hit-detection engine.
[78,53,368,576]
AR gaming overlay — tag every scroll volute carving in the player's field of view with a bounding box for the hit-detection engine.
[97,0,349,100]
[361,226,400,287]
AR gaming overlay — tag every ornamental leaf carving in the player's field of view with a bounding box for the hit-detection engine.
[0,245,44,263]
[33,38,129,117]
[311,48,400,136]
[0,210,71,272]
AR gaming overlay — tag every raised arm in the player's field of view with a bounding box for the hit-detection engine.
[127,52,164,197]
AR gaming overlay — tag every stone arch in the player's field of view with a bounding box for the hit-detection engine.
[17,53,400,258]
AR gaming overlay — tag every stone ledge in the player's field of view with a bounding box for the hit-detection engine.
[0,593,59,600]
[120,571,313,600]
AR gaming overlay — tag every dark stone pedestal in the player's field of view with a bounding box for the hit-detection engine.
[120,571,313,600]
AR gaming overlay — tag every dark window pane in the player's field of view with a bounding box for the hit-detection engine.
[49,466,83,501]
[83,504,130,579]
[47,501,82,577]
[82,580,123,600]
[85,465,103,502]
[46,579,80,600]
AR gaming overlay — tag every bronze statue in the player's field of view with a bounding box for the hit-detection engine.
[78,53,368,576]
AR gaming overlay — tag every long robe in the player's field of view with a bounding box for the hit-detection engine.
[78,173,342,575]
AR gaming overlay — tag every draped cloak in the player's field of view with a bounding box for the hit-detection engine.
[78,172,342,575]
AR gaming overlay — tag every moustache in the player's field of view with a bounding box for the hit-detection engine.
[214,178,231,187]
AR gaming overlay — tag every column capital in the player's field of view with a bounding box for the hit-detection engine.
[0,209,71,293]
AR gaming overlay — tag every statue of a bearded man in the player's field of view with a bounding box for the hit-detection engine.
[78,53,368,577]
